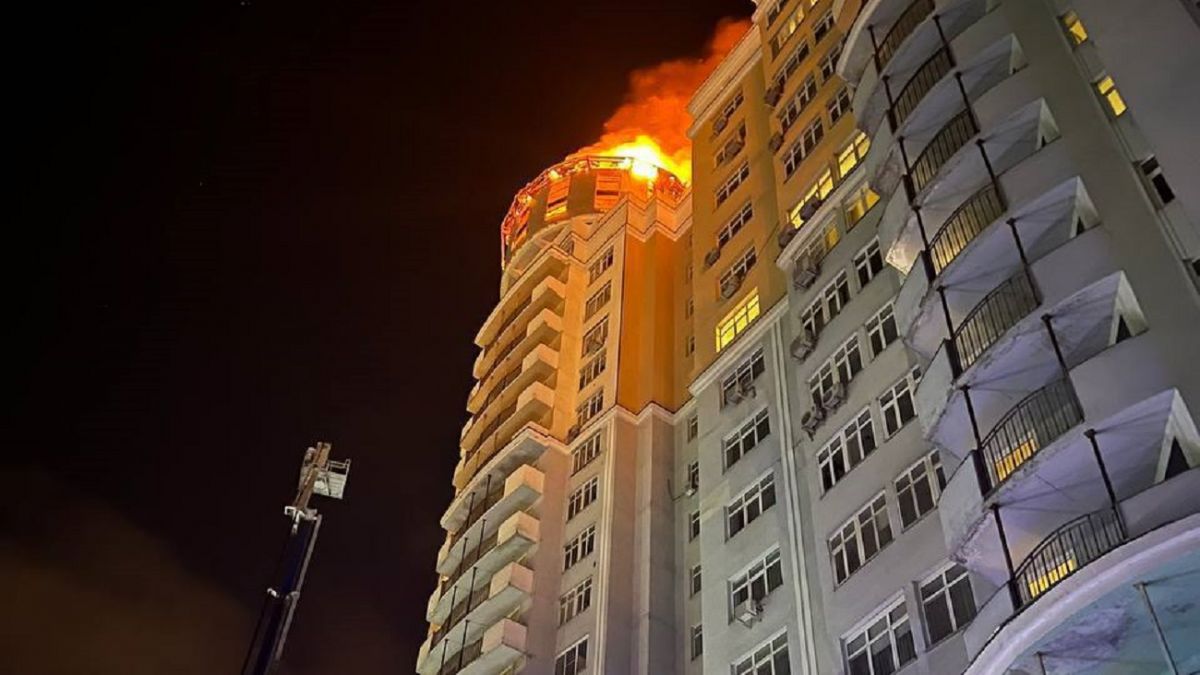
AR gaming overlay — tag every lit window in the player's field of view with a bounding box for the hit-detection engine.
[727,473,776,538]
[723,408,772,470]
[879,367,922,436]
[716,289,762,351]
[830,493,892,584]
[567,477,599,520]
[844,185,880,227]
[853,239,884,287]
[815,168,835,200]
[837,131,871,177]
[559,577,593,624]
[563,526,596,570]
[1060,10,1088,45]
[895,450,945,528]
[571,433,602,474]
[772,5,806,56]
[921,564,976,644]
[734,631,789,675]
[1095,75,1127,117]
[844,599,915,675]
[730,548,784,609]
[546,177,570,218]
[594,170,623,210]
[555,637,589,675]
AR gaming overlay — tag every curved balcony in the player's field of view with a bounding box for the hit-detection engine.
[475,248,567,349]
[437,465,544,574]
[977,378,1082,493]
[909,109,977,194]
[1013,509,1124,607]
[950,269,1038,374]
[473,281,565,381]
[891,48,953,128]
[428,511,539,625]
[417,563,533,675]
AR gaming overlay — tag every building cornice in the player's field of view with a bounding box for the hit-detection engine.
[687,27,763,138]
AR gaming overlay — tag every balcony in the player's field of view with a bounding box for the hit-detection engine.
[468,342,559,417]
[428,511,539,625]
[909,109,978,194]
[1013,509,1124,607]
[876,0,934,73]
[461,378,555,461]
[450,426,557,504]
[977,378,1082,494]
[475,249,567,349]
[454,619,528,675]
[473,303,564,382]
[891,48,953,128]
[951,269,1039,374]
[417,563,533,675]
[437,465,544,575]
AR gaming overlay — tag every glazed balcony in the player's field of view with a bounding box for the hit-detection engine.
[437,465,544,573]
[417,563,533,675]
[427,511,539,625]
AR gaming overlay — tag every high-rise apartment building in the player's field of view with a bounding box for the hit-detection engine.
[420,1,1200,674]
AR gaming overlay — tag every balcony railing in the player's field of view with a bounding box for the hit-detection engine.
[464,402,518,460]
[979,378,1082,492]
[928,183,1005,275]
[435,638,483,675]
[431,584,490,649]
[910,109,978,193]
[493,296,532,339]
[441,529,500,591]
[893,48,953,128]
[447,482,505,551]
[952,270,1038,373]
[875,0,935,71]
[1014,508,1125,607]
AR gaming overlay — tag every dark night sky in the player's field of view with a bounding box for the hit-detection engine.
[6,1,748,673]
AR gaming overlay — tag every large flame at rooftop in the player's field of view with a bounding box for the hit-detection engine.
[569,18,752,185]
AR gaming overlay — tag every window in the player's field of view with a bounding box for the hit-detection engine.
[579,351,607,389]
[563,525,597,570]
[921,563,977,644]
[809,335,863,404]
[687,460,700,490]
[845,185,880,227]
[879,368,921,436]
[559,578,593,624]
[822,270,851,320]
[686,298,694,317]
[818,408,878,492]
[720,246,758,292]
[716,289,762,351]
[724,408,772,469]
[1095,75,1127,117]
[582,317,609,356]
[730,548,784,608]
[718,202,754,247]
[838,131,871,177]
[686,263,693,282]
[854,239,884,287]
[717,163,751,206]
[896,451,945,528]
[813,12,834,42]
[585,282,611,318]
[813,168,836,201]
[800,295,828,339]
[716,124,748,165]
[784,118,825,177]
[555,637,589,675]
[1140,156,1176,205]
[572,433,602,474]
[686,334,696,356]
[765,0,785,25]
[691,624,704,660]
[689,510,701,541]
[546,177,570,218]
[594,169,622,210]
[588,247,614,282]
[734,632,790,675]
[866,303,899,356]
[819,41,843,80]
[772,5,806,56]
[577,390,604,427]
[1060,10,1088,45]
[567,477,599,520]
[722,90,746,119]
[780,76,818,131]
[844,600,916,675]
[727,473,777,538]
[687,415,699,441]
[828,87,851,124]
[721,348,767,406]
[830,494,893,584]
[778,41,812,83]
[690,564,703,596]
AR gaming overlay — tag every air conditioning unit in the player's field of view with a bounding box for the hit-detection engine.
[822,381,847,412]
[703,247,721,270]
[684,481,698,497]
[778,225,798,249]
[790,328,817,361]
[798,196,823,222]
[567,424,581,442]
[712,114,730,135]
[793,256,821,289]
[764,83,784,106]
[726,138,745,158]
[739,382,757,400]
[725,387,745,405]
[734,598,762,626]
[800,407,825,438]
[768,132,784,153]
[720,273,745,300]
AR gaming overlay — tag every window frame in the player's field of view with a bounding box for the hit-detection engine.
[726,472,777,539]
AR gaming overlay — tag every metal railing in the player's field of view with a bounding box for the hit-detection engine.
[464,403,518,461]
[442,529,501,592]
[952,270,1038,373]
[431,584,490,649]
[435,637,483,675]
[447,482,505,551]
[910,109,978,193]
[876,0,935,71]
[893,48,953,127]
[928,184,1005,274]
[1014,508,1125,607]
[980,378,1082,492]
[492,295,532,340]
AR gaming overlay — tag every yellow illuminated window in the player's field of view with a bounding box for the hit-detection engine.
[824,222,841,251]
[844,185,880,227]
[594,170,622,210]
[1060,11,1088,45]
[546,177,571,218]
[838,131,871,177]
[1095,76,1127,117]
[716,289,762,351]
[816,169,835,199]
[1026,558,1077,599]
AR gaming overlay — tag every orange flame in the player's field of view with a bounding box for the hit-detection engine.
[570,18,752,184]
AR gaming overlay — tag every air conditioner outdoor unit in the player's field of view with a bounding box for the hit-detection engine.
[725,387,745,405]
[793,256,821,289]
[768,132,784,153]
[734,598,762,626]
[726,138,745,157]
[800,407,825,438]
[712,114,729,135]
[703,247,721,270]
[567,424,581,442]
[778,225,798,248]
[822,381,847,411]
[739,382,757,400]
[790,329,816,361]
[720,273,745,300]
[685,481,698,497]
[798,197,823,221]
[764,83,784,106]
